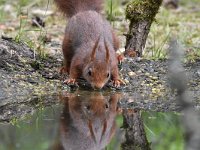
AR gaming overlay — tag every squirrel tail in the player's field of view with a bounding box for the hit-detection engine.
[54,0,104,17]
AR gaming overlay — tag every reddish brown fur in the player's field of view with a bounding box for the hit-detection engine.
[50,92,123,149]
[54,0,103,17]
[55,0,122,89]
[58,92,119,149]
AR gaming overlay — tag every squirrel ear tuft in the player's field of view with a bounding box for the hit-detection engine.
[91,36,100,61]
[104,39,110,63]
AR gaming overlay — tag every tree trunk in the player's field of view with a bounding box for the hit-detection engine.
[125,0,163,57]
[121,109,151,150]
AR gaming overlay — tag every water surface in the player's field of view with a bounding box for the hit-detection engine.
[0,90,184,150]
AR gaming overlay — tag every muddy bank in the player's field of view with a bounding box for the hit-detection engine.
[0,38,199,121]
[119,58,200,112]
[0,38,62,105]
[0,38,62,121]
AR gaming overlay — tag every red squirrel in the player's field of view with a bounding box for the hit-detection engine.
[55,0,123,89]
[50,91,121,150]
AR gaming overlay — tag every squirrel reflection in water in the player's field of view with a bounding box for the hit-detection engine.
[51,91,122,150]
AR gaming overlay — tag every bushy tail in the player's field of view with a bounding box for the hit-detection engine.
[54,0,104,17]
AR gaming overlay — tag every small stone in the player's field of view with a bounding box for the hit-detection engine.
[197,70,200,77]
[153,88,161,94]
[145,72,150,76]
[124,79,129,84]
[32,9,54,16]
[117,48,125,54]
[136,57,142,61]
[152,76,158,80]
[152,88,158,93]
[128,71,136,76]
[128,98,134,103]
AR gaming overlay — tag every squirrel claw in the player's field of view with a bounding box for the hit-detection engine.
[117,54,124,64]
[112,79,125,87]
[63,78,77,86]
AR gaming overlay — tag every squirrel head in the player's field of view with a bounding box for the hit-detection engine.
[83,38,111,89]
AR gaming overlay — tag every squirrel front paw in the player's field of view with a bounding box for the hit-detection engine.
[112,79,125,87]
[117,54,124,64]
[63,78,78,86]
[60,66,69,74]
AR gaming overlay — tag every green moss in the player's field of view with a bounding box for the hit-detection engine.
[126,0,163,22]
[30,61,40,70]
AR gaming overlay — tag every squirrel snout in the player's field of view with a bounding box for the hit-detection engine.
[92,83,105,89]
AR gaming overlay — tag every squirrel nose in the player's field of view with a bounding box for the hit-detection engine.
[93,83,104,89]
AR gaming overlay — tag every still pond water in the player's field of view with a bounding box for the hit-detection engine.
[0,91,184,150]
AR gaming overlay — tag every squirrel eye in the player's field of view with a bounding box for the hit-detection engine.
[88,70,92,76]
[86,105,91,110]
[105,103,109,109]
[107,73,110,78]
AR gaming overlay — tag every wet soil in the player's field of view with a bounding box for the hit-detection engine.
[0,38,61,121]
[119,58,200,112]
[0,38,199,122]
